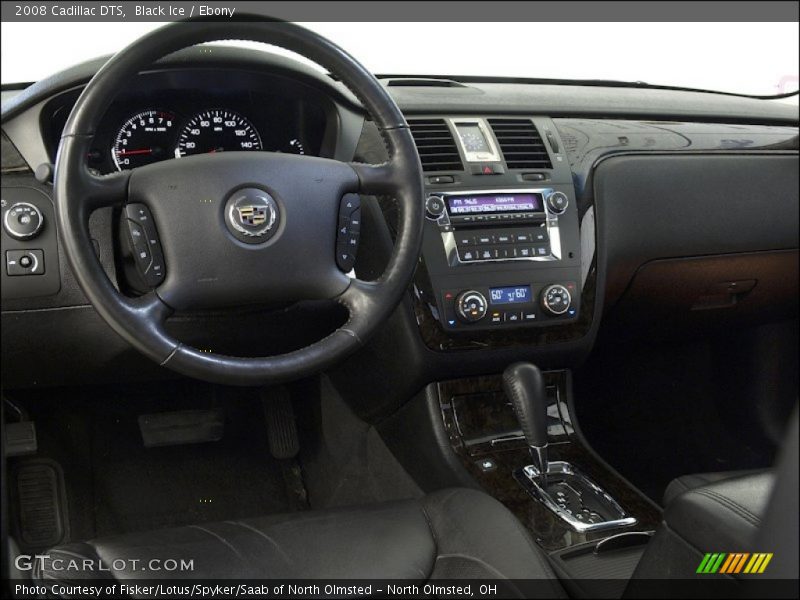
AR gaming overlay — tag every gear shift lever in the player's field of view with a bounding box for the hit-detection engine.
[503,362,549,482]
[504,363,638,533]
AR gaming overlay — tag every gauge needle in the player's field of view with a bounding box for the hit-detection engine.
[117,148,153,156]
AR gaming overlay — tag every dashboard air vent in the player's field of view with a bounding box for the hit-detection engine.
[408,119,463,172]
[488,119,553,170]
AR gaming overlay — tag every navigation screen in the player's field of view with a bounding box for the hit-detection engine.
[446,193,544,215]
[490,286,532,305]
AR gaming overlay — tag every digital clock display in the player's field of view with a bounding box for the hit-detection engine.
[489,285,532,305]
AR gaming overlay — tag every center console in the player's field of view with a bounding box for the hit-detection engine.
[410,116,586,344]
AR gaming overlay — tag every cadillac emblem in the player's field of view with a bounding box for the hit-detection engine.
[224,188,279,244]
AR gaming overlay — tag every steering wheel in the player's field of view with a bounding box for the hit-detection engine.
[54,18,424,386]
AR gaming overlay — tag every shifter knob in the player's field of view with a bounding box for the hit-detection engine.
[503,362,548,447]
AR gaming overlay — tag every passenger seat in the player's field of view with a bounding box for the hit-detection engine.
[663,469,765,506]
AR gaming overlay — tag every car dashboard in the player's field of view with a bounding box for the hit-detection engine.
[1,46,798,400]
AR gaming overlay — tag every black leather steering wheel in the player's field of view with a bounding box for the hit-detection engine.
[54,18,424,385]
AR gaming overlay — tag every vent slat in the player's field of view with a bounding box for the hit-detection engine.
[488,118,553,170]
[408,119,463,172]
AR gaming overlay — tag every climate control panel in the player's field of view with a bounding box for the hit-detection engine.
[440,282,578,331]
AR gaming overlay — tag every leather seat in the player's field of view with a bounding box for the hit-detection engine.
[663,469,765,506]
[34,488,564,595]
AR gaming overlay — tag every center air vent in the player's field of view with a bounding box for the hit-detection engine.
[488,119,553,170]
[408,119,463,172]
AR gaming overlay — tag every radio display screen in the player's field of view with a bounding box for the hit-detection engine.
[446,193,543,215]
[489,285,532,305]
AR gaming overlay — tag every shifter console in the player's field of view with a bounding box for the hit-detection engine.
[516,463,637,533]
[504,362,637,533]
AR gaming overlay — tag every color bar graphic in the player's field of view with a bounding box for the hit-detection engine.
[699,552,773,574]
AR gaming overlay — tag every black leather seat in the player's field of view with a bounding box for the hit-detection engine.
[663,469,765,506]
[35,488,564,595]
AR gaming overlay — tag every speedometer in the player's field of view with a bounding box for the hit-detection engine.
[112,110,177,171]
[175,110,262,157]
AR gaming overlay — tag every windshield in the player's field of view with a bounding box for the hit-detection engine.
[1,21,798,103]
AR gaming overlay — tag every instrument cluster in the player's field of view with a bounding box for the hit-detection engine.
[44,69,329,174]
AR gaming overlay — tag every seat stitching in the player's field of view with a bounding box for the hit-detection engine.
[188,525,245,560]
[224,521,295,568]
[691,490,761,527]
[696,489,762,525]
[436,553,510,577]
[418,501,439,580]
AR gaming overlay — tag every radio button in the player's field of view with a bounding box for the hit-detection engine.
[458,248,477,262]
[514,233,532,243]
[531,229,548,243]
[455,234,474,246]
[497,247,517,259]
[476,234,494,245]
[495,233,513,244]
[478,248,496,260]
[523,311,537,322]
[534,245,549,256]
[517,247,533,258]
[504,312,522,323]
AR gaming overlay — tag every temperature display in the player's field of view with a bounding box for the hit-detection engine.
[489,285,531,305]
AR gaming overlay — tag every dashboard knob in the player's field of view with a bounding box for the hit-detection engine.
[3,202,44,240]
[540,284,572,316]
[546,191,569,214]
[425,195,446,220]
[455,290,488,323]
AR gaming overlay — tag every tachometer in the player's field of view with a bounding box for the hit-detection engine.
[175,109,262,157]
[112,110,177,171]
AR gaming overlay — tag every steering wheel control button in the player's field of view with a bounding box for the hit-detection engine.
[223,188,280,245]
[6,249,45,276]
[3,202,44,240]
[425,195,446,220]
[124,203,166,287]
[336,194,361,272]
[455,290,488,323]
[541,284,572,316]
[546,191,569,214]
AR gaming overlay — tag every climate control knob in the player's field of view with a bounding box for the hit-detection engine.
[546,191,569,214]
[455,290,488,323]
[3,202,43,240]
[540,284,572,316]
